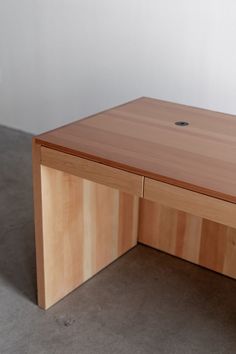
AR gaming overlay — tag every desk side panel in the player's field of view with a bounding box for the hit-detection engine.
[40,165,139,309]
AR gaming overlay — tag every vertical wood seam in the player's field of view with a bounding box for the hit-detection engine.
[141,176,145,198]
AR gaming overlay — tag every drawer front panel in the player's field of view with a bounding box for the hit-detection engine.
[144,177,236,228]
[41,147,143,197]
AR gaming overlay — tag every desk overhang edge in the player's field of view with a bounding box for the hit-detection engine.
[34,138,236,205]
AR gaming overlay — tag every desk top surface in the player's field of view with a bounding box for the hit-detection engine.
[36,97,236,203]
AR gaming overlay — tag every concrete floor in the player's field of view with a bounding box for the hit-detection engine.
[1,125,236,354]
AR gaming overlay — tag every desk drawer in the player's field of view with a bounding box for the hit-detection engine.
[144,177,236,228]
[40,147,143,197]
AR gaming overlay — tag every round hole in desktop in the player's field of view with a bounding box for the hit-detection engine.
[175,121,189,127]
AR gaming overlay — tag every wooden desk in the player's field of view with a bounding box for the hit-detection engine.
[33,97,236,309]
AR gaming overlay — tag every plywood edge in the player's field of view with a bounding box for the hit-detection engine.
[32,139,46,308]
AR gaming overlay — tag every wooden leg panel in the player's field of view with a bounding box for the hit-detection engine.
[138,199,236,279]
[38,166,139,309]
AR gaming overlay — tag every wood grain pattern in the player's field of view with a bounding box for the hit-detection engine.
[41,146,143,197]
[40,165,139,309]
[138,199,236,279]
[144,177,236,229]
[35,97,236,203]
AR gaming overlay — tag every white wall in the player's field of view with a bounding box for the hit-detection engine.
[1,0,236,134]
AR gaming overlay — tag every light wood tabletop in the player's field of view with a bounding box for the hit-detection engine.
[36,97,236,203]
